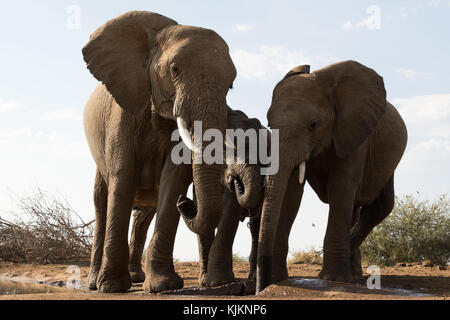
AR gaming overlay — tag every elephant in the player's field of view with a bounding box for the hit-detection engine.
[256,61,408,293]
[82,11,236,293]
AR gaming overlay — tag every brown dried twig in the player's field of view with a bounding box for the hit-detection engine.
[0,189,94,264]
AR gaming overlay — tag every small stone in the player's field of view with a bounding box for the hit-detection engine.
[422,260,434,267]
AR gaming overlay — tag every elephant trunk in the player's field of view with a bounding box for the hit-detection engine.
[256,166,291,294]
[176,92,227,236]
[232,168,264,210]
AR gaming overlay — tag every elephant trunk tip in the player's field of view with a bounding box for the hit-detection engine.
[176,194,197,220]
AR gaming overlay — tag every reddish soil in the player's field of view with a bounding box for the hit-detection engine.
[0,261,448,300]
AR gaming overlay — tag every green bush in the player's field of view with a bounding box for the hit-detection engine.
[360,194,450,266]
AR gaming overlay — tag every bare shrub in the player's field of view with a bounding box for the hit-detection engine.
[0,189,93,264]
[360,194,450,266]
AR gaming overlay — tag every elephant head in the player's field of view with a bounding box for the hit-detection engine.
[177,108,268,232]
[82,11,237,235]
[256,60,387,293]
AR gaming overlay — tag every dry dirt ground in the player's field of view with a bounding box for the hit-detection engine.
[0,261,448,300]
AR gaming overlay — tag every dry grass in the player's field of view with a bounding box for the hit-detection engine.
[288,248,323,265]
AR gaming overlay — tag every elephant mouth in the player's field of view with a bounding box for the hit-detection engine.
[227,175,245,196]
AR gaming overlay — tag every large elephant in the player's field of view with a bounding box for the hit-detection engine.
[82,11,236,293]
[256,61,408,293]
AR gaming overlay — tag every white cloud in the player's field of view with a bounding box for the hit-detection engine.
[393,94,450,125]
[394,68,432,80]
[233,24,254,32]
[0,100,19,112]
[231,46,334,80]
[391,94,450,196]
[342,5,381,30]
[42,109,80,120]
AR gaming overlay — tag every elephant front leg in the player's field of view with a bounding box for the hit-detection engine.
[248,214,260,281]
[205,191,241,287]
[319,184,356,283]
[88,169,107,290]
[96,178,135,293]
[197,232,214,286]
[129,207,156,283]
[143,162,191,293]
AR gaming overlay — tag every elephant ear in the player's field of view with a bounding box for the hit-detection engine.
[82,11,177,117]
[315,60,387,158]
[283,64,310,80]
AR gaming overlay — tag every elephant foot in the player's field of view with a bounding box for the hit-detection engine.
[130,269,146,283]
[350,250,363,278]
[205,270,235,287]
[143,270,183,293]
[272,264,289,283]
[96,269,132,293]
[318,266,353,283]
[87,267,100,291]
[198,270,208,287]
[129,263,146,283]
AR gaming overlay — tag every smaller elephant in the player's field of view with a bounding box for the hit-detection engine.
[256,61,408,293]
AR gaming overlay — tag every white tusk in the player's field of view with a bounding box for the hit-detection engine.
[298,161,306,184]
[225,134,235,149]
[177,117,200,153]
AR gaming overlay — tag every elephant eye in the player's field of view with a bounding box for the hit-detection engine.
[309,120,319,131]
[170,63,180,79]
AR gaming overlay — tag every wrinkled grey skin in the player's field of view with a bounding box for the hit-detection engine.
[83,11,236,293]
[256,61,408,293]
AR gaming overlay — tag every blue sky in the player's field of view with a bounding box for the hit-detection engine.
[0,1,449,260]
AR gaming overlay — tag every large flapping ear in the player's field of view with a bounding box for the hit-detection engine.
[82,11,177,117]
[283,65,311,80]
[314,60,387,158]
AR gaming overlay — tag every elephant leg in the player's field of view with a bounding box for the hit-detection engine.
[272,171,303,282]
[197,232,215,286]
[191,186,215,287]
[129,207,156,283]
[88,169,108,290]
[143,161,191,293]
[205,191,241,287]
[248,214,261,281]
[350,175,395,277]
[96,172,136,293]
[319,180,357,282]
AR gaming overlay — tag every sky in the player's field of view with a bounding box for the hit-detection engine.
[0,0,449,261]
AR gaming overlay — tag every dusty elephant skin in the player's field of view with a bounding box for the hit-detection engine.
[82,11,236,293]
[256,61,408,293]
